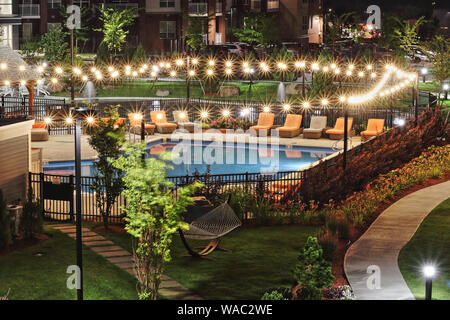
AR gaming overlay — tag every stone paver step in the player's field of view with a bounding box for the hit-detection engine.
[90,246,124,253]
[107,256,135,264]
[82,235,106,242]
[58,227,91,233]
[98,250,131,258]
[67,232,98,237]
[115,262,135,269]
[160,280,182,289]
[159,287,192,297]
[83,240,114,247]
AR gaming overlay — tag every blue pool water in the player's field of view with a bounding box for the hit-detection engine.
[43,140,335,176]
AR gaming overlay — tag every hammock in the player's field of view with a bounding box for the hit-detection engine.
[178,197,242,257]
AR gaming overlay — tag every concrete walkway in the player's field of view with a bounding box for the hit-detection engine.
[47,223,202,300]
[344,181,450,300]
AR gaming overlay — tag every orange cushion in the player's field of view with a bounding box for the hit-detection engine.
[283,114,302,129]
[361,130,379,136]
[32,122,45,129]
[157,123,177,128]
[250,125,271,130]
[256,113,275,127]
[277,126,299,132]
[326,129,344,134]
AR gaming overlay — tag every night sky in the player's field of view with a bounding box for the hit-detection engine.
[323,0,442,19]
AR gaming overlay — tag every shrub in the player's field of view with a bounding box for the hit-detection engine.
[20,188,43,239]
[295,286,323,300]
[430,167,442,179]
[323,285,355,300]
[261,290,288,300]
[326,218,338,235]
[318,237,337,262]
[293,237,334,300]
[132,44,147,64]
[251,196,273,225]
[228,188,252,221]
[263,287,292,300]
[0,189,11,250]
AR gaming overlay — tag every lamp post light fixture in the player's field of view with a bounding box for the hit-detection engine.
[443,83,449,101]
[421,67,428,83]
[423,265,436,300]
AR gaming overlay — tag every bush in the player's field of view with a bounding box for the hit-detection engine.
[20,188,42,239]
[251,196,273,225]
[0,189,12,250]
[228,189,252,221]
[323,285,355,300]
[295,286,323,300]
[430,167,442,179]
[318,237,337,262]
[263,287,292,300]
[293,236,334,300]
[96,41,111,64]
[132,44,147,64]
[261,290,288,300]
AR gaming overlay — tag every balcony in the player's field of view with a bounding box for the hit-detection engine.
[188,2,208,16]
[19,4,40,18]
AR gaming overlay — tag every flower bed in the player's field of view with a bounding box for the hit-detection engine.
[209,118,255,131]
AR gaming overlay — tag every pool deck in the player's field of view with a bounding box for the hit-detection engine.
[32,132,362,163]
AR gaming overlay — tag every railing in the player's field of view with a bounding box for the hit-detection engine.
[0,97,421,135]
[19,4,40,17]
[188,2,208,15]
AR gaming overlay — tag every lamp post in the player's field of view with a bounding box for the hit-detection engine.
[73,107,87,301]
[186,53,190,101]
[415,74,419,125]
[343,105,349,170]
[421,67,428,83]
[443,83,449,101]
[423,265,436,300]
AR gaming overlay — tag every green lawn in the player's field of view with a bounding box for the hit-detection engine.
[0,226,138,300]
[96,224,318,299]
[55,80,280,102]
[398,198,450,300]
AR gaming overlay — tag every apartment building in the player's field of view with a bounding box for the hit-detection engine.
[5,0,323,53]
[0,1,21,49]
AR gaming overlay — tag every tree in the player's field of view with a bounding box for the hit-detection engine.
[96,7,138,55]
[325,12,355,55]
[132,44,148,64]
[59,4,95,53]
[39,26,69,62]
[421,36,450,104]
[310,50,335,97]
[293,236,334,300]
[0,189,11,250]
[88,106,126,231]
[391,16,426,56]
[112,143,202,300]
[184,14,213,52]
[20,187,42,239]
[232,13,278,46]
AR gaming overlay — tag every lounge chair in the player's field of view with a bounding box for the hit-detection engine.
[325,117,353,140]
[173,110,195,133]
[249,113,275,136]
[361,119,385,142]
[276,114,303,138]
[31,122,49,141]
[128,113,155,135]
[303,116,327,139]
[150,110,177,134]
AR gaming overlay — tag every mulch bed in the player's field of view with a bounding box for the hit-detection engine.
[332,172,450,287]
[0,233,51,257]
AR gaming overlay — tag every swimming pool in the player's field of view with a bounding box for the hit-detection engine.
[43,139,335,176]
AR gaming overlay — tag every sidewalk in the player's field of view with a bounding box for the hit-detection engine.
[344,181,450,300]
[48,224,202,300]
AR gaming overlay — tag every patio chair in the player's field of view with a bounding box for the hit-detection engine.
[325,117,353,140]
[19,85,29,97]
[361,119,385,142]
[127,113,155,135]
[276,114,303,138]
[31,122,49,142]
[150,110,177,134]
[173,110,195,133]
[36,79,50,96]
[303,116,327,139]
[0,86,14,97]
[249,112,275,136]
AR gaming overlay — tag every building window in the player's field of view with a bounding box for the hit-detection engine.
[160,21,176,39]
[0,1,13,15]
[23,23,32,40]
[160,0,175,8]
[48,0,62,9]
[74,0,90,6]
[302,16,308,31]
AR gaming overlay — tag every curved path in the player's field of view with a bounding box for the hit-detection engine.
[344,181,450,300]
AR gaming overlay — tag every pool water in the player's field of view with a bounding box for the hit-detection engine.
[43,140,335,176]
